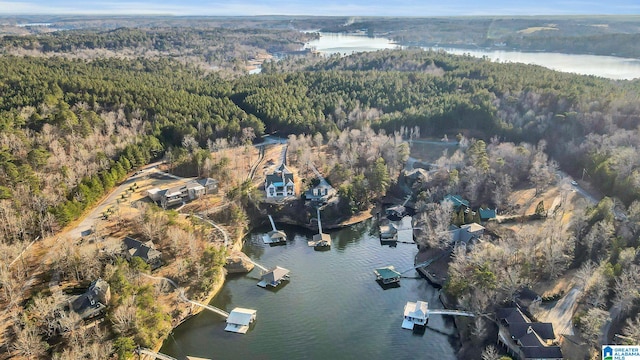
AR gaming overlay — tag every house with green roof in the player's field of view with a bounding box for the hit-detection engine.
[442,194,470,211]
[479,208,497,221]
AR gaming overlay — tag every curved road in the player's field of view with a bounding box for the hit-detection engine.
[68,162,183,240]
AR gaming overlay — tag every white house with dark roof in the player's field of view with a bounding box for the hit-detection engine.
[265,164,295,198]
[304,178,335,205]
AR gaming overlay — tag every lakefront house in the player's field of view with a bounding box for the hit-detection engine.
[265,163,295,198]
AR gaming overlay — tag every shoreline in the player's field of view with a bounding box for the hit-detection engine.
[152,227,245,354]
[152,205,375,354]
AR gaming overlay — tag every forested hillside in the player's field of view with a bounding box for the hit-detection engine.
[0,27,316,74]
[258,49,640,203]
[0,56,262,243]
[1,47,640,245]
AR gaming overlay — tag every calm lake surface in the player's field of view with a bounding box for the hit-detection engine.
[303,33,640,80]
[161,221,458,360]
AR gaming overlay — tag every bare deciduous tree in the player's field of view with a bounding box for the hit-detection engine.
[111,296,137,335]
[12,321,48,358]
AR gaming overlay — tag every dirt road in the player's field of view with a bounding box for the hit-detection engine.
[534,287,581,336]
[68,163,186,240]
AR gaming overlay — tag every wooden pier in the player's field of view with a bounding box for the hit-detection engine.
[308,207,331,249]
[401,300,474,330]
[262,215,287,244]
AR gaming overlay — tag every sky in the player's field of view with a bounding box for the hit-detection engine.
[1,0,639,16]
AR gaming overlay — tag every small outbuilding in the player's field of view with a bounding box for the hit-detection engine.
[479,208,497,221]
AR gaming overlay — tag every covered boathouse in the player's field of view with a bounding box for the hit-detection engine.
[374,266,401,284]
[257,266,291,288]
[225,308,257,334]
[402,301,429,329]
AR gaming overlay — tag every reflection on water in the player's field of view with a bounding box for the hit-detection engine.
[161,221,457,360]
[304,32,399,55]
[438,47,640,80]
[304,32,640,80]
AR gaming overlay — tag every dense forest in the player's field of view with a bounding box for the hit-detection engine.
[0,27,316,75]
[1,46,640,247]
[1,25,640,357]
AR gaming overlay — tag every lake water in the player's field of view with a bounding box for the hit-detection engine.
[303,33,640,80]
[161,221,458,360]
[304,32,400,55]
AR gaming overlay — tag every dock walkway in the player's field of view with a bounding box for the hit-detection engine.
[141,273,229,318]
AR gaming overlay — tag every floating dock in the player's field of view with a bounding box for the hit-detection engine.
[263,215,287,244]
[257,266,291,288]
[379,223,398,241]
[308,207,331,249]
[374,266,402,285]
[225,308,257,334]
[402,301,429,329]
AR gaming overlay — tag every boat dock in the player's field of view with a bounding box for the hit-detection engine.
[401,300,474,330]
[374,266,402,285]
[262,215,287,244]
[257,266,291,288]
[225,308,257,334]
[308,207,331,249]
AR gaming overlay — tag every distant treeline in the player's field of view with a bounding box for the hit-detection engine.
[320,16,640,58]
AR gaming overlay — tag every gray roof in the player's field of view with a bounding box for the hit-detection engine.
[261,266,290,283]
[164,185,185,197]
[227,308,256,326]
[197,178,218,187]
[518,331,546,347]
[69,279,110,320]
[186,182,204,190]
[123,237,162,262]
[497,307,528,325]
[521,345,563,359]
[266,164,294,187]
[276,163,292,174]
[510,322,556,341]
